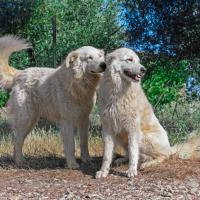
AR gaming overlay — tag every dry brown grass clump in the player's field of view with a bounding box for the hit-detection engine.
[0,127,104,159]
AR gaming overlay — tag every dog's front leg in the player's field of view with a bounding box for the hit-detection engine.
[60,120,79,169]
[78,116,91,163]
[96,131,115,178]
[126,128,141,178]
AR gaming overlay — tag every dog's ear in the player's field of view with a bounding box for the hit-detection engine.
[100,49,105,56]
[65,51,79,68]
[106,54,116,65]
[106,53,121,72]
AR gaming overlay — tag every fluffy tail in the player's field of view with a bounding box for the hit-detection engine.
[0,35,32,89]
[171,129,200,160]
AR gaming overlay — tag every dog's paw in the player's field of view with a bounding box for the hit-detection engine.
[95,170,109,179]
[140,162,151,170]
[125,168,137,178]
[67,161,80,169]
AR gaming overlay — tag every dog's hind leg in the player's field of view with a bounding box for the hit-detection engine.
[78,116,91,163]
[11,107,38,167]
[140,112,172,169]
[140,156,166,169]
[9,89,39,167]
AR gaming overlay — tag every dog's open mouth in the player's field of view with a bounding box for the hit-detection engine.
[90,70,104,74]
[124,70,142,82]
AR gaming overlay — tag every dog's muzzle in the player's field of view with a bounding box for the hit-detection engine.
[140,67,146,74]
[124,69,144,82]
[99,62,106,71]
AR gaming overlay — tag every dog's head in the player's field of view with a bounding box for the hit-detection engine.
[65,46,106,80]
[106,48,146,83]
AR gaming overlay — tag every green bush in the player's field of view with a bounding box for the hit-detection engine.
[142,59,188,106]
[20,0,124,67]
[0,91,9,107]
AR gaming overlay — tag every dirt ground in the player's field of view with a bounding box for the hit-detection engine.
[0,156,199,200]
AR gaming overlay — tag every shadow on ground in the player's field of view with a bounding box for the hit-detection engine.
[0,155,103,176]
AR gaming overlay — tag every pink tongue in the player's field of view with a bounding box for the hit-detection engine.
[134,75,141,81]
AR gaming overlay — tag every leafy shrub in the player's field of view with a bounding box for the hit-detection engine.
[0,91,9,107]
[20,0,124,67]
[142,59,188,106]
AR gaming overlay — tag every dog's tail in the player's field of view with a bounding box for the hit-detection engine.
[171,129,200,160]
[0,35,31,89]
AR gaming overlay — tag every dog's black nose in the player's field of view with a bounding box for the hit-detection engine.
[140,67,146,74]
[99,62,106,70]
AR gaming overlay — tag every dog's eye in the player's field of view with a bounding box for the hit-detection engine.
[127,58,134,62]
[87,56,93,60]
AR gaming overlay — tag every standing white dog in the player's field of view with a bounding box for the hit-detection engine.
[96,48,171,178]
[0,35,106,169]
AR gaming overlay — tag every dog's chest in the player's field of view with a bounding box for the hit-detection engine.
[100,93,137,133]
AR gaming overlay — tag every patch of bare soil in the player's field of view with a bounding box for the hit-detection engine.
[0,156,199,200]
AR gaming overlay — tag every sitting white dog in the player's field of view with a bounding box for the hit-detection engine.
[96,48,171,178]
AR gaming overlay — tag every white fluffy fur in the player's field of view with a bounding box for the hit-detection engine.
[96,48,171,178]
[172,129,200,160]
[0,35,105,169]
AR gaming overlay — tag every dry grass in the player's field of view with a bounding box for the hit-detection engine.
[0,129,62,158]
[155,99,200,145]
[0,127,104,160]
[0,124,127,170]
